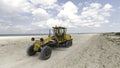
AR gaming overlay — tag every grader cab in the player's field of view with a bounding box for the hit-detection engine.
[27,26,72,60]
[52,27,66,43]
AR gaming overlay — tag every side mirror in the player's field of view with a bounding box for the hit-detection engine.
[31,37,35,41]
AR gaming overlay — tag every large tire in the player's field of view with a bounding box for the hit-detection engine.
[65,39,72,47]
[69,39,72,46]
[27,45,36,56]
[40,46,52,60]
[65,40,70,47]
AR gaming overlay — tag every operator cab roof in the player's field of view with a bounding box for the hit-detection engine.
[52,26,66,29]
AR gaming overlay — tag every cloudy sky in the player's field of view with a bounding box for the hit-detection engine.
[0,0,120,34]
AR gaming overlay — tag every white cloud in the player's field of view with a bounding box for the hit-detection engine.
[73,3,112,27]
[30,0,57,6]
[103,4,112,11]
[31,21,48,28]
[1,0,33,13]
[46,18,75,28]
[0,0,34,27]
[30,0,60,10]
[90,3,102,9]
[32,8,50,21]
[0,0,113,33]
[58,1,78,20]
[0,0,51,32]
[46,18,62,27]
[1,0,58,29]
[0,22,30,33]
[49,2,112,28]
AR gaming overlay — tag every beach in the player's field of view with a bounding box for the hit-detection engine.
[0,34,120,68]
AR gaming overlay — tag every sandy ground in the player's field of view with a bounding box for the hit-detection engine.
[0,34,120,68]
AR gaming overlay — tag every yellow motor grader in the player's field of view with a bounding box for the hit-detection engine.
[27,26,72,60]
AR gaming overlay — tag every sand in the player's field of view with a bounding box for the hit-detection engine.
[0,34,120,68]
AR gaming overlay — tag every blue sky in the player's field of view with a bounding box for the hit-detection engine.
[0,0,120,34]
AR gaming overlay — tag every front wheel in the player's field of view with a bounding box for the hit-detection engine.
[27,45,36,56]
[40,46,52,60]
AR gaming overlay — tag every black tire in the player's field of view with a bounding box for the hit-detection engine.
[65,40,70,47]
[40,46,52,60]
[27,45,36,56]
[69,39,72,46]
[65,39,72,47]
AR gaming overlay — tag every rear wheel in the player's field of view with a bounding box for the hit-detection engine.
[40,46,52,60]
[65,40,70,47]
[65,39,72,47]
[27,45,36,56]
[69,39,72,46]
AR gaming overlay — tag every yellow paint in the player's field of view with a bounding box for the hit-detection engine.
[33,37,53,51]
[33,34,72,51]
[65,34,71,40]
